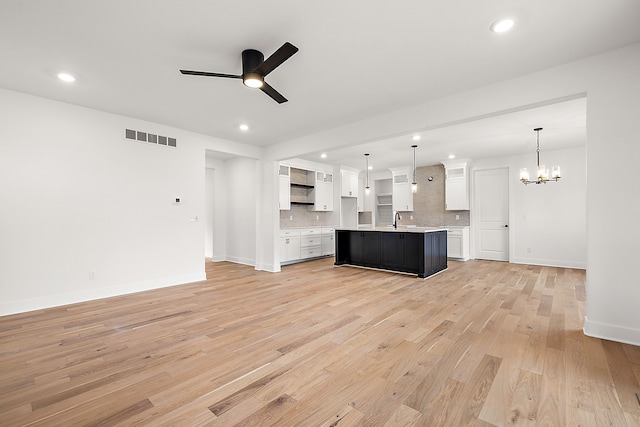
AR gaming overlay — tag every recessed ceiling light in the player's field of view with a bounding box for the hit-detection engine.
[320,153,327,159]
[448,154,455,159]
[57,73,75,83]
[490,18,514,33]
[239,124,249,131]
[368,166,373,170]
[412,135,421,141]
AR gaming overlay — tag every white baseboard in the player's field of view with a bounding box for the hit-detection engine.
[0,271,206,317]
[255,262,281,273]
[225,256,255,267]
[583,316,640,346]
[510,257,586,269]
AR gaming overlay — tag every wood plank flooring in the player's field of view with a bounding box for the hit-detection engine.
[1,258,639,426]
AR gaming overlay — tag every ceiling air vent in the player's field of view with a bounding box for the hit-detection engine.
[124,128,177,148]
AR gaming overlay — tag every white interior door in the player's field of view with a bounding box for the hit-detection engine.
[474,168,509,261]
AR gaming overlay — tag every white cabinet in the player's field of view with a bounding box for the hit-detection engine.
[341,171,358,197]
[321,227,335,256]
[279,229,300,262]
[442,160,470,210]
[313,171,334,211]
[279,164,290,210]
[446,226,470,261]
[390,167,413,212]
[280,227,334,263]
[300,228,322,259]
[357,177,365,212]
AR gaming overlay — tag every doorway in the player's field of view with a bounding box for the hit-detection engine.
[473,167,509,261]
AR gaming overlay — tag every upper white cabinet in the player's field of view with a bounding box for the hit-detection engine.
[357,177,365,212]
[313,171,334,211]
[442,160,470,210]
[279,164,291,210]
[389,167,413,212]
[341,171,358,198]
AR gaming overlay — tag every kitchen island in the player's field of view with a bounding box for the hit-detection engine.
[334,227,448,278]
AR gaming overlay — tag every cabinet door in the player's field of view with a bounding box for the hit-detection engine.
[279,166,290,210]
[280,236,300,262]
[423,232,435,276]
[380,233,403,270]
[341,172,358,197]
[335,230,350,264]
[321,234,335,255]
[445,165,469,210]
[280,237,290,262]
[349,232,365,264]
[438,231,448,271]
[362,231,381,267]
[288,236,301,261]
[445,178,467,210]
[430,231,447,273]
[402,233,423,273]
[393,182,412,211]
[357,177,364,212]
[314,171,326,211]
[324,173,334,211]
[447,234,462,258]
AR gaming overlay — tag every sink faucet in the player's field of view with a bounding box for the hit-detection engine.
[393,211,401,229]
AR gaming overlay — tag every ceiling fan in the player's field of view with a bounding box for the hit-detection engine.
[180,42,299,104]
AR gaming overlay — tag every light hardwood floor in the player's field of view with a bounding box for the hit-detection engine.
[1,258,639,426]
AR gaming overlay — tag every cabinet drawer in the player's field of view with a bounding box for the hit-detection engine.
[321,227,335,235]
[301,246,322,258]
[280,229,301,238]
[301,236,320,247]
[300,227,321,236]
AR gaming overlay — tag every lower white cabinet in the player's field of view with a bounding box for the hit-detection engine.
[446,226,470,261]
[280,229,300,262]
[321,227,335,255]
[280,229,301,263]
[280,227,335,263]
[300,228,322,259]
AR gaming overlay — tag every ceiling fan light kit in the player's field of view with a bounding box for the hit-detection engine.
[180,42,298,103]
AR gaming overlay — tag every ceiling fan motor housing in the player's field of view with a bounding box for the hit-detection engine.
[242,49,265,75]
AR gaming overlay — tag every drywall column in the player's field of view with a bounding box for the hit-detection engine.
[583,45,640,345]
[254,157,281,272]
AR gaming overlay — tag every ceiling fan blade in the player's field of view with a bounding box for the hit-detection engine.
[260,82,288,104]
[180,70,242,79]
[254,42,298,76]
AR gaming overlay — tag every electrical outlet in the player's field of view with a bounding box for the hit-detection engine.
[316,215,319,220]
[527,247,532,253]
[89,271,96,280]
[289,215,293,221]
[456,214,460,220]
[410,215,413,220]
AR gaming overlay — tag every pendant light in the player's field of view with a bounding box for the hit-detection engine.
[364,153,370,195]
[520,127,561,185]
[411,145,418,193]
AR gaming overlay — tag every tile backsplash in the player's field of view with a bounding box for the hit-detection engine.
[397,164,470,227]
[280,204,330,227]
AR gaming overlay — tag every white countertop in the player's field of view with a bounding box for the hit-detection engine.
[337,225,448,233]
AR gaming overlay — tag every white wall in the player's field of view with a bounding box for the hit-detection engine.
[224,157,258,266]
[204,155,229,261]
[0,88,259,315]
[472,146,587,269]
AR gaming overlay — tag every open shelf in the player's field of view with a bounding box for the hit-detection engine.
[290,183,314,189]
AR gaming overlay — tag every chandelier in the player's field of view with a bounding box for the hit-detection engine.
[519,127,561,185]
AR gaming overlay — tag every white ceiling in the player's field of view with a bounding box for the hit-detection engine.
[2,1,639,168]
